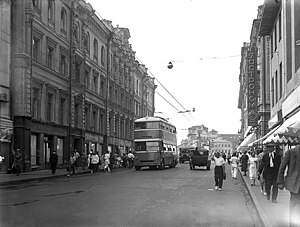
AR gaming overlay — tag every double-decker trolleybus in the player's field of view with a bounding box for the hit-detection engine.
[133,116,178,170]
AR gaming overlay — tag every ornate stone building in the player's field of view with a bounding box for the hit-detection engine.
[5,0,155,172]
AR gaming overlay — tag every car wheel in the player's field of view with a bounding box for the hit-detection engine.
[207,165,210,170]
[135,166,141,171]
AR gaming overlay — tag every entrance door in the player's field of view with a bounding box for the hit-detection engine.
[44,136,53,168]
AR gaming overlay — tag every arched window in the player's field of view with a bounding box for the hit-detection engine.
[48,0,55,22]
[93,38,98,62]
[101,45,105,66]
[60,8,67,34]
[83,32,90,53]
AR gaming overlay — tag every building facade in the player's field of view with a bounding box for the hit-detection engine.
[5,0,155,172]
[238,0,300,149]
[0,0,13,172]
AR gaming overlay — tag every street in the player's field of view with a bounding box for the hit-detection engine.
[0,163,263,227]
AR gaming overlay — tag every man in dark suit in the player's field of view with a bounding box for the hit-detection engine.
[277,145,300,226]
[258,143,282,203]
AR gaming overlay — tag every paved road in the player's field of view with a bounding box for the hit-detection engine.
[0,163,263,227]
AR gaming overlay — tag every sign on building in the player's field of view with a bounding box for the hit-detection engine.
[247,45,258,126]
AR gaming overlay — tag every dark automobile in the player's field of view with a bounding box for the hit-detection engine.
[189,148,211,170]
[179,147,191,163]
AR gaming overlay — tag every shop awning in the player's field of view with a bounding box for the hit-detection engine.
[263,110,300,145]
[237,133,256,151]
[248,125,281,147]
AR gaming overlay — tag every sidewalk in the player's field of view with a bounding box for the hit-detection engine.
[0,166,132,186]
[239,167,290,227]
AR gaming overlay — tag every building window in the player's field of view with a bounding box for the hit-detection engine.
[100,113,104,134]
[75,62,80,82]
[47,46,54,69]
[100,79,105,97]
[275,71,278,103]
[92,109,97,132]
[32,37,40,61]
[48,0,55,24]
[279,11,282,41]
[271,77,275,107]
[59,98,66,125]
[93,74,98,93]
[60,55,66,75]
[83,32,90,53]
[74,103,79,128]
[60,8,67,35]
[85,106,90,130]
[85,71,90,89]
[47,93,54,122]
[32,88,41,119]
[93,39,98,62]
[279,63,282,99]
[101,46,105,66]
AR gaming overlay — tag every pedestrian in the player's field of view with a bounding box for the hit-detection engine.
[0,155,4,172]
[212,151,225,191]
[69,153,76,176]
[258,143,282,203]
[240,150,249,176]
[104,151,111,172]
[226,152,231,164]
[248,152,258,186]
[13,149,22,176]
[109,152,115,171]
[257,147,267,195]
[277,145,300,226]
[90,151,100,173]
[230,152,239,179]
[122,153,128,168]
[50,150,58,175]
[128,151,134,168]
[65,159,71,177]
[87,150,93,170]
[74,149,80,169]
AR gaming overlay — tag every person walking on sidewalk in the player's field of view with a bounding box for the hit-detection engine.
[277,145,300,226]
[257,147,267,195]
[248,152,258,186]
[258,143,281,203]
[50,150,58,175]
[212,152,225,191]
[13,149,22,176]
[69,153,76,176]
[230,152,239,179]
[240,151,249,176]
[104,151,111,172]
[90,151,100,173]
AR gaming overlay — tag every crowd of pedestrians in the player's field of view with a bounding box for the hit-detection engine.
[230,144,300,227]
[211,143,300,226]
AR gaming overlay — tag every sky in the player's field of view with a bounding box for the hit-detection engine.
[88,0,264,143]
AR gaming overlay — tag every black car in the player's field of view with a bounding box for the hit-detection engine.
[189,148,211,170]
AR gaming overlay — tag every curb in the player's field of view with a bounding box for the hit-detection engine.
[238,168,270,227]
[0,170,91,186]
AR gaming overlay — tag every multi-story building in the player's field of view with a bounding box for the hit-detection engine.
[239,0,300,149]
[4,0,155,172]
[210,138,233,155]
[0,0,13,172]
